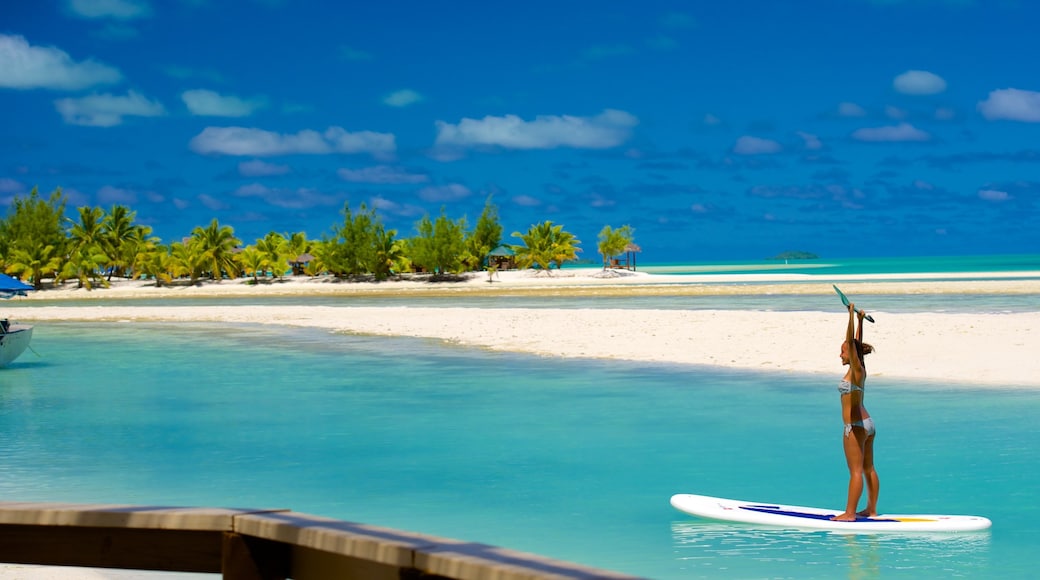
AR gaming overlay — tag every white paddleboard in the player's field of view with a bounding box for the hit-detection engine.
[670,493,991,532]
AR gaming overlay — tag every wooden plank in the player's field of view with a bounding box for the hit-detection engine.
[0,525,222,573]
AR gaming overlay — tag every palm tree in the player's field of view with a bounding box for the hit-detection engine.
[284,231,312,275]
[64,206,110,287]
[235,246,267,284]
[133,243,173,287]
[372,228,403,281]
[191,219,241,281]
[255,232,289,279]
[58,245,110,289]
[102,205,140,280]
[597,225,634,269]
[511,221,582,275]
[168,241,205,284]
[5,242,63,289]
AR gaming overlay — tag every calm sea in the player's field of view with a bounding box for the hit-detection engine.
[1,255,1038,579]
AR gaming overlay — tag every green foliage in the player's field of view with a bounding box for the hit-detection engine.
[597,224,634,268]
[319,202,397,278]
[168,241,205,283]
[511,221,582,274]
[0,187,68,286]
[5,243,63,290]
[255,231,289,279]
[191,218,241,280]
[465,196,502,271]
[0,185,623,288]
[235,246,267,283]
[133,242,172,287]
[411,208,467,275]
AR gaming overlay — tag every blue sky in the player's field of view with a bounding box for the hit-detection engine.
[2,0,1039,261]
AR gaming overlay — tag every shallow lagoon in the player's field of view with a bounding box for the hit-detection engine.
[1,320,1037,578]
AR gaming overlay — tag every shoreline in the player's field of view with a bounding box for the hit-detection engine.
[8,269,1039,388]
[12,267,1040,300]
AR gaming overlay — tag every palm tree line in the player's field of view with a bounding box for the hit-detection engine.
[0,187,635,290]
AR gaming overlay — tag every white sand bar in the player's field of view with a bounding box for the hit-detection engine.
[12,303,1040,387]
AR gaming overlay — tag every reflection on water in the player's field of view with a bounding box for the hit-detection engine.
[671,521,990,579]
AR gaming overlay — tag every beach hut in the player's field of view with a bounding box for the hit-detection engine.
[487,245,517,270]
[610,243,642,271]
[290,253,315,276]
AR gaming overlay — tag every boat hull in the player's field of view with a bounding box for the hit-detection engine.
[0,324,33,367]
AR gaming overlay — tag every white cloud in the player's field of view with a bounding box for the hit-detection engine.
[0,34,122,90]
[197,194,228,211]
[434,109,637,150]
[67,0,152,19]
[796,131,822,150]
[418,183,472,202]
[383,89,423,107]
[0,178,25,193]
[838,102,867,117]
[978,189,1010,202]
[338,165,429,184]
[893,70,947,95]
[189,126,396,158]
[238,160,290,177]
[703,113,722,125]
[97,185,137,204]
[733,136,782,155]
[54,90,166,126]
[370,196,425,217]
[977,88,1040,122]
[233,183,338,209]
[885,105,908,119]
[182,89,265,117]
[851,122,930,142]
[512,194,541,207]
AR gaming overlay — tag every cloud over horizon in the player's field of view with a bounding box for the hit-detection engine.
[0,33,122,90]
[182,89,266,117]
[189,126,397,158]
[54,90,165,126]
[433,109,638,150]
[977,88,1040,122]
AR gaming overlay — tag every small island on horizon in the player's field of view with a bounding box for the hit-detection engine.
[769,251,819,260]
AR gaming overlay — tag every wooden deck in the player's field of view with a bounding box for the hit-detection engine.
[0,502,644,579]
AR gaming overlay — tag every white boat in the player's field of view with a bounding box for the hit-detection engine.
[0,273,35,367]
[0,321,32,367]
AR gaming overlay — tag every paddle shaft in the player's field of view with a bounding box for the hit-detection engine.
[833,285,875,323]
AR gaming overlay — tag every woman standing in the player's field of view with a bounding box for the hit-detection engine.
[832,302,879,521]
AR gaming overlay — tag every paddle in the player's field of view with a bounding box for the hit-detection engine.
[833,285,875,323]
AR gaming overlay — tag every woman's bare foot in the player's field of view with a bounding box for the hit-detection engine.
[830,512,858,522]
[857,509,877,518]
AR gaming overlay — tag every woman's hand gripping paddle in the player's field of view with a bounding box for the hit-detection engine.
[833,285,875,323]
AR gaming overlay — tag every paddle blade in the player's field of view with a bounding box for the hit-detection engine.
[833,285,875,323]
[833,285,850,307]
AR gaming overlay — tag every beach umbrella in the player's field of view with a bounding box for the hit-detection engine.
[0,274,33,298]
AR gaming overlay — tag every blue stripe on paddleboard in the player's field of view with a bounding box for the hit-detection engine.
[741,504,898,523]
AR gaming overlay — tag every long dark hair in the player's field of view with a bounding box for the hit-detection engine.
[853,339,875,367]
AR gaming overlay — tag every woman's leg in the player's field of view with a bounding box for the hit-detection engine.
[833,426,867,521]
[858,433,879,517]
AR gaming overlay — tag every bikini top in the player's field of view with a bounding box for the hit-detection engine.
[838,380,864,396]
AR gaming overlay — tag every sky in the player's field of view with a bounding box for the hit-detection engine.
[2,0,1039,262]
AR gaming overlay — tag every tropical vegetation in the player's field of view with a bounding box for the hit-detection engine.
[0,187,635,289]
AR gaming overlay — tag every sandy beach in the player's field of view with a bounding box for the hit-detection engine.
[9,268,1040,387]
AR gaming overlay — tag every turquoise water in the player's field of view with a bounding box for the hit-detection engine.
[643,253,1040,278]
[2,316,1038,579]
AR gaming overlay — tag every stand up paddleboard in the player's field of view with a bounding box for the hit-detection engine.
[670,494,991,532]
